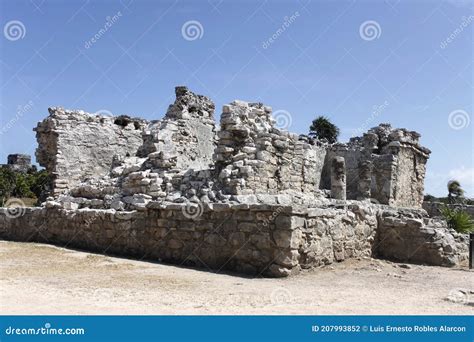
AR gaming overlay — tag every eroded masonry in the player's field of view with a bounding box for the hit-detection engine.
[0,87,469,277]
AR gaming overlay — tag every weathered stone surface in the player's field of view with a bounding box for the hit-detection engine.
[33,88,431,212]
[330,156,346,200]
[375,211,468,266]
[0,86,454,278]
[1,154,32,173]
[215,100,328,196]
[138,86,217,170]
[423,201,474,219]
[323,124,430,207]
[0,201,468,277]
[35,108,147,195]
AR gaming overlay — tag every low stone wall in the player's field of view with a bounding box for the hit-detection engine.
[0,203,379,277]
[292,203,378,270]
[0,203,468,277]
[422,201,474,218]
[375,209,469,266]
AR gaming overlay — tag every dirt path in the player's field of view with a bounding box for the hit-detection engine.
[0,240,472,315]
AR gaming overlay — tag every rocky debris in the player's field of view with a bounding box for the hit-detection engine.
[215,100,328,196]
[375,211,468,267]
[138,86,217,171]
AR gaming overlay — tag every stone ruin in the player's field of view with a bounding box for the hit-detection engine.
[0,87,469,277]
[1,154,32,173]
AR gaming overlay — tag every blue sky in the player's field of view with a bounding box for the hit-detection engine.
[0,0,472,197]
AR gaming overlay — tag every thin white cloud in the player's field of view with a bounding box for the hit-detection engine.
[448,166,474,187]
[424,167,474,197]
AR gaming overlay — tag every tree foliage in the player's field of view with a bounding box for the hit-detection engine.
[309,116,340,143]
[0,168,16,206]
[0,167,51,206]
[447,180,464,204]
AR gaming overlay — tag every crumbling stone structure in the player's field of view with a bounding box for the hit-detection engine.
[324,125,431,207]
[1,154,32,173]
[215,100,327,195]
[0,86,468,277]
[34,108,147,196]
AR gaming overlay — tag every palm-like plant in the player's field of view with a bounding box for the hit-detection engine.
[309,116,340,143]
[447,180,464,204]
[440,205,474,233]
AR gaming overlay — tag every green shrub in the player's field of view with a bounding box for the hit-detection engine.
[0,167,51,206]
[0,168,16,206]
[12,173,35,198]
[424,194,435,202]
[440,206,474,233]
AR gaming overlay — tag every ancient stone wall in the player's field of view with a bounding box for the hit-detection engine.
[325,124,430,207]
[375,208,468,266]
[0,204,289,276]
[9,86,449,277]
[1,154,32,173]
[34,108,147,195]
[32,88,431,210]
[422,201,474,219]
[1,201,468,277]
[0,203,376,276]
[290,203,378,270]
[215,100,327,196]
[0,202,379,277]
[55,87,218,211]
[138,86,217,171]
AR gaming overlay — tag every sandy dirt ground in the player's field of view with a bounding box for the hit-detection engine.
[0,240,472,315]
